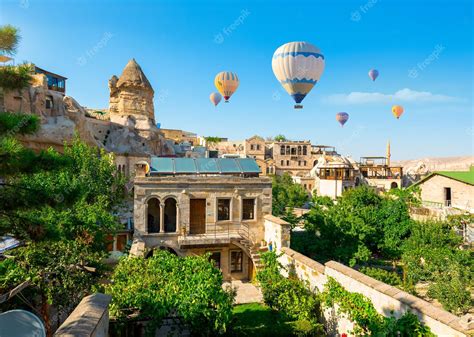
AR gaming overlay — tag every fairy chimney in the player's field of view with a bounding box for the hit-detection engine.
[109,59,155,122]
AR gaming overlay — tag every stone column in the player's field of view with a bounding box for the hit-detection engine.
[176,203,180,233]
[160,203,164,233]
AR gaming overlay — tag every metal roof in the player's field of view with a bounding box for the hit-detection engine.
[149,157,260,175]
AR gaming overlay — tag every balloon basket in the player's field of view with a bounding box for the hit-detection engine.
[294,104,303,109]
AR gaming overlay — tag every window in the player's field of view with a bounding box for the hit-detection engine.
[250,144,255,150]
[286,160,290,166]
[286,146,290,155]
[281,160,284,166]
[218,198,231,221]
[256,144,260,150]
[298,146,302,155]
[304,161,307,166]
[298,161,301,166]
[242,199,255,220]
[231,251,243,272]
[303,146,307,155]
[280,146,285,155]
[303,184,307,189]
[45,96,53,109]
[209,252,221,269]
[291,147,296,155]
[147,198,160,233]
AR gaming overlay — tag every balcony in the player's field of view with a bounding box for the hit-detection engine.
[178,222,249,248]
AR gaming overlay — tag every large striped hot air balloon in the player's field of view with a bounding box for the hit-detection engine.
[209,92,222,107]
[336,112,349,127]
[272,41,325,109]
[214,71,239,102]
[392,105,404,119]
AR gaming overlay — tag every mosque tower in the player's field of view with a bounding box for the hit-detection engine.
[386,140,391,166]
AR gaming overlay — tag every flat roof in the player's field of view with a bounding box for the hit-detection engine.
[149,157,261,175]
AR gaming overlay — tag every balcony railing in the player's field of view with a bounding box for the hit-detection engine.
[178,222,250,247]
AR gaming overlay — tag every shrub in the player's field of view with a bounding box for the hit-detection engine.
[256,251,323,334]
[359,266,402,287]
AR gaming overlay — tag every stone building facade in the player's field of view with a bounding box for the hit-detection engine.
[131,158,272,281]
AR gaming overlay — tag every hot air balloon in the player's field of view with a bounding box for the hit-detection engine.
[272,41,325,109]
[214,72,239,102]
[392,105,404,119]
[209,92,222,107]
[336,112,349,127]
[368,69,379,81]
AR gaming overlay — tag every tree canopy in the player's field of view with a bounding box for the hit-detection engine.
[272,173,309,217]
[105,251,234,336]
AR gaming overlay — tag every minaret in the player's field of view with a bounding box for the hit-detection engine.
[386,140,391,166]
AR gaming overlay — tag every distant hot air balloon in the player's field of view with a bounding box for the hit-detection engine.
[272,41,325,109]
[368,69,379,81]
[214,72,239,102]
[209,92,222,107]
[392,105,404,119]
[336,112,349,127]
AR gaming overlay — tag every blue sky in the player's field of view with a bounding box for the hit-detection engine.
[1,0,473,160]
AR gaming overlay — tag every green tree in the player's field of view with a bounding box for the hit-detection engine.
[272,173,309,216]
[0,240,105,335]
[0,24,20,55]
[273,134,287,142]
[401,221,472,314]
[105,251,234,336]
[299,186,414,265]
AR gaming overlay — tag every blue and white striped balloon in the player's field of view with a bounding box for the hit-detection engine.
[272,41,325,108]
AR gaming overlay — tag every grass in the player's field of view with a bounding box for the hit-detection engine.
[225,303,305,337]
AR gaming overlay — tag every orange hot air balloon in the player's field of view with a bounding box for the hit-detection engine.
[392,105,404,119]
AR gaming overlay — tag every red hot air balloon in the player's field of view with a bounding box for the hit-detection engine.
[368,69,379,81]
[336,112,349,127]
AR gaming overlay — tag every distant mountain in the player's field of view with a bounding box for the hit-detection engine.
[393,156,473,174]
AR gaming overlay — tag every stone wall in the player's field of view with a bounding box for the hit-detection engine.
[54,293,111,337]
[264,221,472,336]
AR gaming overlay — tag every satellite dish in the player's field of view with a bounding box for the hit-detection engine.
[0,310,46,337]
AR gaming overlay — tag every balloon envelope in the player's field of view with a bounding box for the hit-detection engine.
[336,112,349,126]
[214,72,239,102]
[209,92,222,106]
[368,69,379,81]
[392,105,404,119]
[272,41,325,108]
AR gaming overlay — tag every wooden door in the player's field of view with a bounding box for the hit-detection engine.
[190,199,206,234]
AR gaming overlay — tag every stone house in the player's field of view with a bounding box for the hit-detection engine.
[131,157,272,281]
[412,166,474,212]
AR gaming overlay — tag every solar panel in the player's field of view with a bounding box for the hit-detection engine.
[150,157,174,173]
[217,158,241,173]
[174,158,197,173]
[238,158,261,173]
[196,158,219,173]
[149,158,260,175]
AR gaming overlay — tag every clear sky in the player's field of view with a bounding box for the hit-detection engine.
[1,0,473,160]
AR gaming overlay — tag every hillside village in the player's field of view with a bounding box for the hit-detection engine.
[0,16,473,337]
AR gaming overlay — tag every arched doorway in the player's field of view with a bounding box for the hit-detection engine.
[390,182,398,189]
[164,198,177,232]
[147,198,160,233]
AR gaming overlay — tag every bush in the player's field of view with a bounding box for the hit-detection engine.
[0,63,33,91]
[359,266,402,287]
[427,276,472,315]
[257,252,323,334]
[105,251,234,336]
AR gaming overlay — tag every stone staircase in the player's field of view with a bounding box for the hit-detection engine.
[238,238,268,272]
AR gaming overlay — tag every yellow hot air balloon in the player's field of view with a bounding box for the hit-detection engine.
[392,105,404,119]
[214,71,239,102]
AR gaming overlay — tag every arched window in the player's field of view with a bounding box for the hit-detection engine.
[291,147,296,155]
[303,146,307,155]
[164,198,177,232]
[280,146,285,155]
[298,146,302,155]
[390,182,398,189]
[147,198,160,233]
[285,146,290,155]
